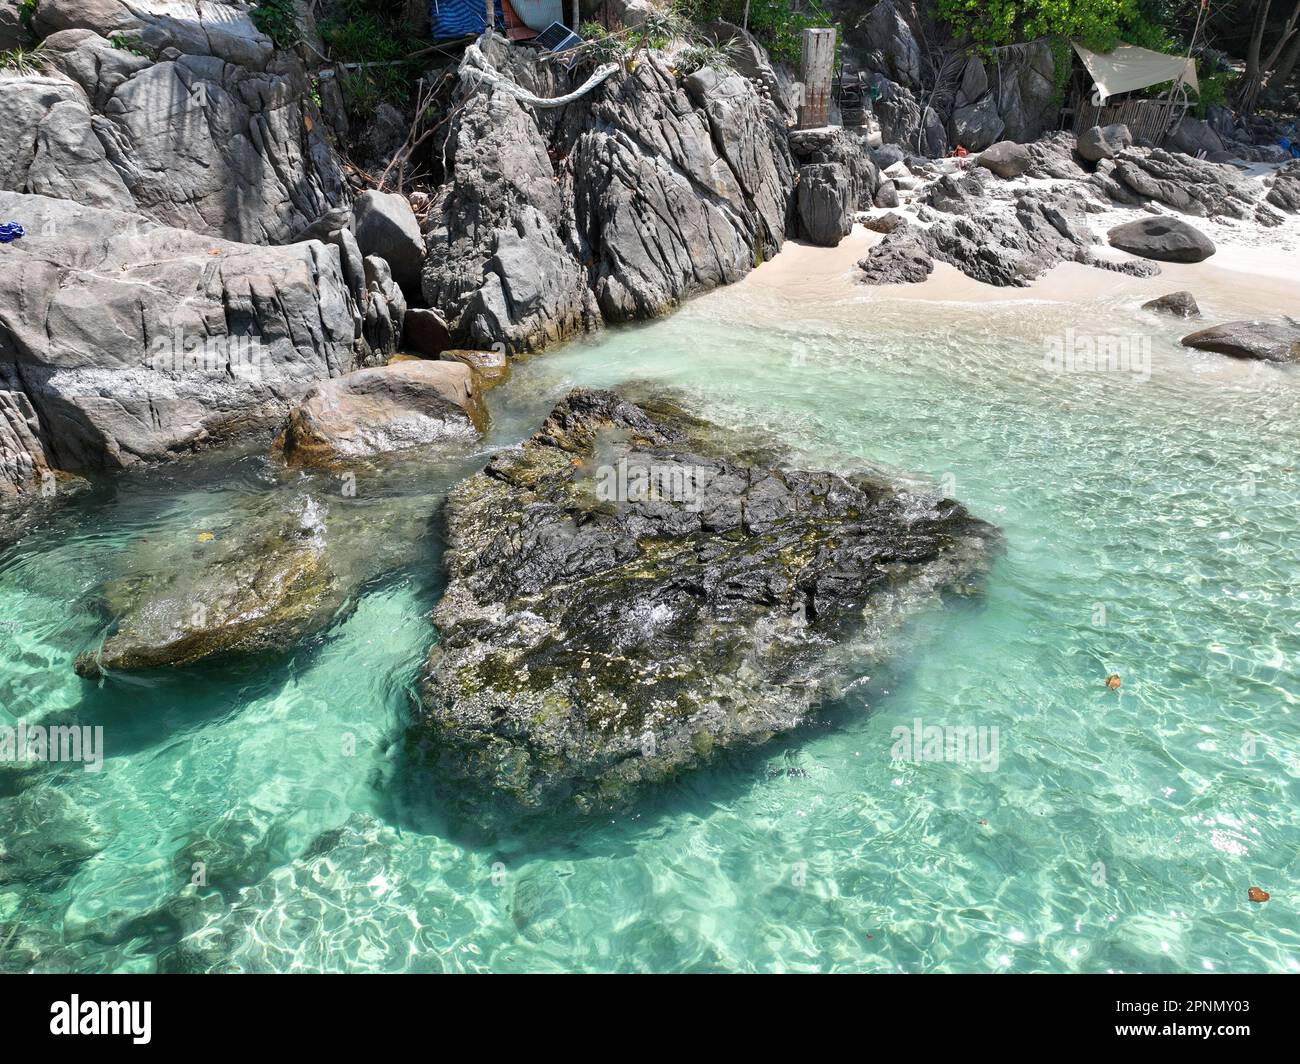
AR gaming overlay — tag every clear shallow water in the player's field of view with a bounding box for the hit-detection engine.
[1,277,1298,973]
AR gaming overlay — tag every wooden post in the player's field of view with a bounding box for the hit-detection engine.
[798,28,836,130]
[485,0,494,33]
[571,0,580,30]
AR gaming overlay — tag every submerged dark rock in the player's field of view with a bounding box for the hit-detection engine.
[415,389,999,813]
[1181,320,1300,363]
[74,497,340,678]
[1143,291,1201,318]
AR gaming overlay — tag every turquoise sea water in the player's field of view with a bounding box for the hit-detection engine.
[1,274,1298,973]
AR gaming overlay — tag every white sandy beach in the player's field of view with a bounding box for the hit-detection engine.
[742,164,1300,319]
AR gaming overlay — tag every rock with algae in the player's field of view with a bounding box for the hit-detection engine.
[413,389,1001,814]
[73,496,339,677]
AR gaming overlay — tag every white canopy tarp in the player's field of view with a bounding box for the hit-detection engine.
[1072,41,1198,105]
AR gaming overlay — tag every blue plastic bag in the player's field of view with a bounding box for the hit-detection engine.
[0,222,24,243]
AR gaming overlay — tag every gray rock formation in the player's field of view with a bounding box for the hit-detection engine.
[796,162,853,246]
[1106,148,1276,224]
[2,5,349,244]
[951,95,1004,152]
[1027,132,1088,179]
[789,126,881,210]
[789,127,880,246]
[1165,116,1225,157]
[0,388,54,497]
[278,360,484,467]
[870,75,947,157]
[861,0,922,88]
[415,389,999,814]
[0,1,24,51]
[1143,291,1201,318]
[423,46,794,354]
[954,57,988,110]
[1078,123,1132,162]
[1181,320,1300,363]
[360,255,407,360]
[977,141,1033,179]
[1107,216,1216,263]
[0,190,358,488]
[354,191,424,301]
[927,186,1101,286]
[994,41,1058,144]
[857,222,933,284]
[1266,160,1300,212]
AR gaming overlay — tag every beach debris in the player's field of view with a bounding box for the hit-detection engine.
[1105,674,1122,689]
[1248,886,1270,903]
[197,531,215,542]
[0,222,25,244]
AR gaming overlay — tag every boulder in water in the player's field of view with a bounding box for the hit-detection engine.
[414,389,999,813]
[1180,320,1300,363]
[278,360,485,467]
[1142,291,1201,318]
[74,498,339,678]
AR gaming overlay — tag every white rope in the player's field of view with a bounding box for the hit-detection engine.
[460,42,619,108]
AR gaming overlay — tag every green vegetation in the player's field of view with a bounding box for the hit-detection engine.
[935,0,1174,54]
[937,0,1181,108]
[576,10,736,74]
[676,0,835,65]
[18,0,38,34]
[1192,59,1237,118]
[0,47,46,75]
[109,34,150,58]
[250,0,303,49]
[319,0,425,112]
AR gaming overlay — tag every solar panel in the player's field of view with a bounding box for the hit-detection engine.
[534,20,583,67]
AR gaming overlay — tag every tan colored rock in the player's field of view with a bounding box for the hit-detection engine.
[278,360,486,467]
[439,348,509,389]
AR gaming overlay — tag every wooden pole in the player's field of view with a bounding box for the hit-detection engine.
[798,28,836,129]
[571,0,580,30]
[485,0,493,34]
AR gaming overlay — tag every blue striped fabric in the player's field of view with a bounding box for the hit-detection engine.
[430,0,504,39]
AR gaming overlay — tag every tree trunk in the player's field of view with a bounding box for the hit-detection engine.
[1237,0,1273,111]
[1267,25,1300,89]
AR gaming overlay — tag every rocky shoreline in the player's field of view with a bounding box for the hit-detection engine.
[1,1,1297,811]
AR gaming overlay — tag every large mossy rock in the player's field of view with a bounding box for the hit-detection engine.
[415,390,1000,814]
